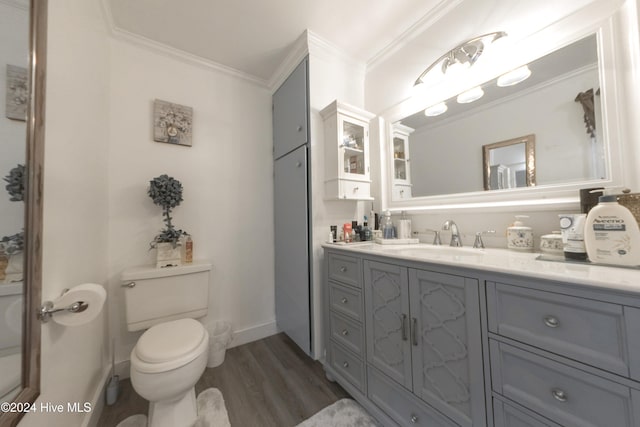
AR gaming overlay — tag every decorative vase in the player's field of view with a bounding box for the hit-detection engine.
[155,242,182,268]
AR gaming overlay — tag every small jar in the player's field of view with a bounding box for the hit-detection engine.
[540,231,563,255]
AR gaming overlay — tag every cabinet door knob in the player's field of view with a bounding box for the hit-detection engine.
[296,161,302,168]
[343,361,349,368]
[544,315,560,328]
[342,329,349,336]
[552,388,568,402]
[410,414,419,423]
[341,297,348,304]
[297,125,303,132]
[353,187,359,192]
[340,266,347,273]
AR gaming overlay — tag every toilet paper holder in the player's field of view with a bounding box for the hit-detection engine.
[38,299,89,323]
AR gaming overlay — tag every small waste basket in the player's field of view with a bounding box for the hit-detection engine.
[207,320,232,368]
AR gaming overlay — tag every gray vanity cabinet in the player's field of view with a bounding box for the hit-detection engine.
[362,259,485,427]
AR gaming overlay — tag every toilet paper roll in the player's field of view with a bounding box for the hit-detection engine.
[51,283,106,327]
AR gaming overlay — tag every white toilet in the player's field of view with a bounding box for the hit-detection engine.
[121,261,211,427]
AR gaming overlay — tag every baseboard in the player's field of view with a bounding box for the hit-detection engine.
[80,365,112,427]
[228,320,278,348]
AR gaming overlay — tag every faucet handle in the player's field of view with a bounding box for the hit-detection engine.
[473,230,496,249]
[413,229,442,245]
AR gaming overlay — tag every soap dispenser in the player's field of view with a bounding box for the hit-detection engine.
[507,215,534,251]
[584,188,640,266]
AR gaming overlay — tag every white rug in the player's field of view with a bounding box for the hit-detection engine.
[296,398,380,427]
[116,388,230,427]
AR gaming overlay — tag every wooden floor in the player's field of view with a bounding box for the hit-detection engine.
[98,333,349,426]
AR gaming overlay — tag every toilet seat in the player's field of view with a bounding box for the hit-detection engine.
[132,318,208,373]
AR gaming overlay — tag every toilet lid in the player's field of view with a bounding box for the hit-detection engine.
[135,318,205,364]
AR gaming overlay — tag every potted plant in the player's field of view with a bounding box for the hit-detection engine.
[1,164,25,281]
[148,174,188,267]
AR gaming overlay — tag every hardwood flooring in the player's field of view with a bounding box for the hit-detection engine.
[98,333,349,426]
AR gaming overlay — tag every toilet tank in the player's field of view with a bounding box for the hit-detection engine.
[121,261,211,331]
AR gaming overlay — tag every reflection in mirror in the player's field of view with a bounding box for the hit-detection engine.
[0,0,29,406]
[483,134,535,190]
[392,33,605,200]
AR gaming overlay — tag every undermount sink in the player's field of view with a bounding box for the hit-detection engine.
[383,244,483,258]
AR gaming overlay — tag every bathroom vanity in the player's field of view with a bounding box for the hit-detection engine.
[322,243,640,426]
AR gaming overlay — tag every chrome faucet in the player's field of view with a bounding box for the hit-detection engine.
[442,220,463,247]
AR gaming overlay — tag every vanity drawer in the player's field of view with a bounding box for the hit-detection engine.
[493,399,561,427]
[329,311,364,356]
[392,184,412,200]
[368,367,456,427]
[329,282,363,320]
[487,282,635,377]
[338,180,371,200]
[490,340,640,427]
[328,253,360,288]
[329,341,365,392]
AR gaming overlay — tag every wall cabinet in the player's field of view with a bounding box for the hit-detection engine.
[324,246,640,427]
[391,123,413,200]
[320,100,375,200]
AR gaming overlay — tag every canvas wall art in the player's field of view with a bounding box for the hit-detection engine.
[153,99,193,147]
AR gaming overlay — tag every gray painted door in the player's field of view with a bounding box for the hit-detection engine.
[274,145,310,354]
[364,260,412,389]
[409,269,485,427]
[273,58,308,159]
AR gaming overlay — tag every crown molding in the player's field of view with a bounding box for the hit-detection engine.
[99,0,269,88]
[367,0,464,71]
[267,30,310,92]
[0,0,28,11]
[307,30,367,74]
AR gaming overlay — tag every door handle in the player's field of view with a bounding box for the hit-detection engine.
[401,314,408,341]
[412,317,418,346]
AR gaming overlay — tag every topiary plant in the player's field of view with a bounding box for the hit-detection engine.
[1,164,25,254]
[148,174,188,248]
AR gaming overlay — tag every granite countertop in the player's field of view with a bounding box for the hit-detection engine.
[322,242,640,294]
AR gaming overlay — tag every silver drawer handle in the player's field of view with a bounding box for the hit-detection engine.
[342,329,349,336]
[552,388,568,402]
[410,414,419,423]
[343,361,349,368]
[121,281,136,288]
[341,297,348,304]
[340,266,348,273]
[544,315,560,328]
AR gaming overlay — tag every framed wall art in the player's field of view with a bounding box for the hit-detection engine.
[153,99,193,147]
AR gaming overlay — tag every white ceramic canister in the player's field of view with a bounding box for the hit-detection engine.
[540,231,564,255]
[507,215,534,251]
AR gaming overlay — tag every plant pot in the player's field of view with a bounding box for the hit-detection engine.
[155,242,182,268]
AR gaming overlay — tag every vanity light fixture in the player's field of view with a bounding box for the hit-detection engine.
[424,102,448,117]
[413,31,507,88]
[457,86,485,104]
[497,65,532,87]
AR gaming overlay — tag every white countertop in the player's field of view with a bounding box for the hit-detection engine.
[322,242,640,295]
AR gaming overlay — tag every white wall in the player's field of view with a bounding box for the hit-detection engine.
[0,3,28,238]
[19,0,111,425]
[107,39,274,365]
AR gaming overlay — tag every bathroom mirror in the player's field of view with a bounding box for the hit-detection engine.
[0,0,46,424]
[392,33,603,201]
[482,134,536,190]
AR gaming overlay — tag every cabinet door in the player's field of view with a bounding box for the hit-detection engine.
[364,260,412,389]
[340,115,369,180]
[273,57,308,159]
[409,269,485,427]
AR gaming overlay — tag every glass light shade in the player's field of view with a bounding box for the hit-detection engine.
[457,86,485,104]
[497,65,532,87]
[424,102,448,117]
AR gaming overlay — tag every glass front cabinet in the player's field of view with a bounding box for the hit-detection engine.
[392,123,414,200]
[321,100,375,200]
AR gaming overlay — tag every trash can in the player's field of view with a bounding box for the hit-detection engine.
[207,320,233,368]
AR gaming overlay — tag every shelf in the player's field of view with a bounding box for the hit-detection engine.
[344,146,364,153]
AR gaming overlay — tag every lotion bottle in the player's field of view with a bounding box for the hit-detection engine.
[584,188,640,266]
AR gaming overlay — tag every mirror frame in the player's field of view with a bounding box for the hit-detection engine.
[378,0,631,213]
[0,0,46,425]
[482,134,536,191]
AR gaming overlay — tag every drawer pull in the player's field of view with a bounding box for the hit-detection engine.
[410,414,419,423]
[341,329,349,336]
[343,361,349,368]
[341,297,348,304]
[551,388,568,402]
[544,315,560,328]
[340,266,348,273]
[401,314,408,341]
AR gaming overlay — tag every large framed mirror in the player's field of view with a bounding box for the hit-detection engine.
[0,0,46,425]
[380,1,630,212]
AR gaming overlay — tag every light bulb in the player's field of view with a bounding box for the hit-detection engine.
[457,86,484,104]
[424,102,448,117]
[497,65,531,87]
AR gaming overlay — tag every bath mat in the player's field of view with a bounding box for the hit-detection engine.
[115,388,230,427]
[296,398,380,427]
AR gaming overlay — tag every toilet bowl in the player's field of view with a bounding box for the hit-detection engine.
[130,318,209,427]
[121,262,212,427]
